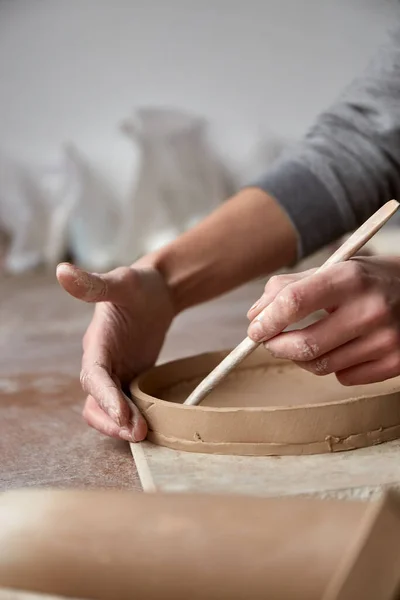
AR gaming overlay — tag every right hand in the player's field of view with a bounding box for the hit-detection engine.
[247,257,400,386]
[56,262,175,442]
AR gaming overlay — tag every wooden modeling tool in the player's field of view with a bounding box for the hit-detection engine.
[184,199,400,407]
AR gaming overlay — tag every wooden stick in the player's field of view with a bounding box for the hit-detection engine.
[183,199,400,406]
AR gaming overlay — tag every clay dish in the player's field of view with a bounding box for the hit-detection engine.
[131,347,400,456]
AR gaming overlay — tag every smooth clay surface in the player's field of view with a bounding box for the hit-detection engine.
[131,348,400,455]
[158,362,400,408]
[1,489,400,600]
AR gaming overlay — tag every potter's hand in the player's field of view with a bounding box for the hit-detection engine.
[247,257,400,385]
[56,263,174,441]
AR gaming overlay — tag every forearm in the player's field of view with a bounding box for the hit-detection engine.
[137,188,297,314]
[136,28,400,315]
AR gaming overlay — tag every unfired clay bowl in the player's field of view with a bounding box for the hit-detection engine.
[131,347,400,456]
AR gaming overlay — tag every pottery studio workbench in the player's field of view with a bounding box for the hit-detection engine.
[3,239,400,499]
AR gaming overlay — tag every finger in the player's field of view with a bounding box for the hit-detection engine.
[56,263,137,305]
[122,393,148,442]
[80,341,132,428]
[83,395,147,442]
[296,327,400,376]
[247,270,316,321]
[83,395,126,439]
[81,354,148,441]
[336,351,400,386]
[247,261,368,342]
[265,285,393,362]
[56,263,108,302]
[80,359,130,427]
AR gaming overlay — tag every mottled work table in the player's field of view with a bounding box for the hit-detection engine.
[0,272,140,491]
[0,270,266,492]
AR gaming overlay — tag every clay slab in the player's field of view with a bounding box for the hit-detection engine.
[0,590,85,600]
[1,489,400,600]
[131,438,400,500]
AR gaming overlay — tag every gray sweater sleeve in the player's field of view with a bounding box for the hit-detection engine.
[255,26,400,259]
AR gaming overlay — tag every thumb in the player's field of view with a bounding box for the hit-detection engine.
[56,263,133,304]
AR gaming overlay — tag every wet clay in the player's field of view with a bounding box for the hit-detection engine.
[131,347,400,455]
[1,489,400,600]
[158,363,400,407]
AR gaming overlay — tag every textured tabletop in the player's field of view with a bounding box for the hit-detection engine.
[0,272,141,491]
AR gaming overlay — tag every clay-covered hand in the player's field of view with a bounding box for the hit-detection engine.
[247,257,400,385]
[56,263,174,441]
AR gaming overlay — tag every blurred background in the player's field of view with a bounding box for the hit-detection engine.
[0,0,398,275]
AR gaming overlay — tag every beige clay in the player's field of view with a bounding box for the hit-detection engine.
[0,590,83,600]
[131,347,400,455]
[1,489,400,599]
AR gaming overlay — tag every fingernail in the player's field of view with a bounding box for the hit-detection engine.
[56,262,72,275]
[264,341,276,356]
[131,414,147,442]
[248,321,266,342]
[119,427,136,442]
[248,298,262,314]
[109,407,123,428]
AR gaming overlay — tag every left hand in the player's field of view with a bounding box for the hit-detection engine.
[57,262,174,441]
[247,257,400,385]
